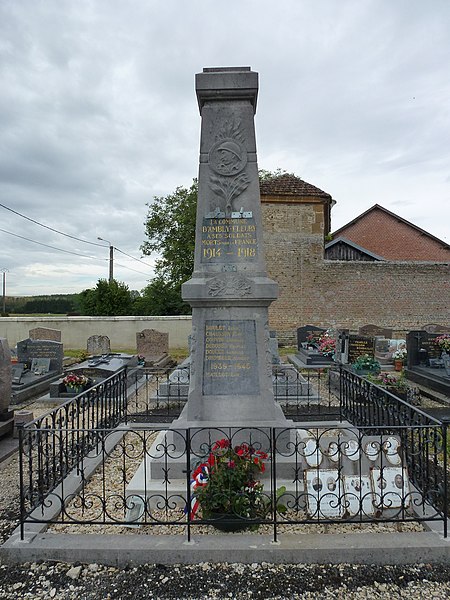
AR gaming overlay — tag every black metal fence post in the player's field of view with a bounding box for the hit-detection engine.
[18,423,25,541]
[442,418,448,538]
[186,428,192,543]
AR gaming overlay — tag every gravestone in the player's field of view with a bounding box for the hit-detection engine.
[180,66,283,425]
[16,338,63,372]
[87,335,111,355]
[297,325,326,350]
[0,339,12,417]
[406,330,445,368]
[269,331,281,365]
[136,329,169,364]
[359,324,393,338]
[11,364,24,385]
[29,327,61,342]
[422,324,450,334]
[347,335,375,364]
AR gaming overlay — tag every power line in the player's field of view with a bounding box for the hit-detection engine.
[115,262,152,276]
[0,202,105,247]
[0,200,155,268]
[114,247,156,268]
[0,228,153,277]
[0,227,108,260]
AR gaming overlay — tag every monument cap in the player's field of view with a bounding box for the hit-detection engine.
[196,66,258,113]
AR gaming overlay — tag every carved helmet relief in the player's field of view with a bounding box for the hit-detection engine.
[208,120,249,215]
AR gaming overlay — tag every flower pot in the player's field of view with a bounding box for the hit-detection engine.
[65,385,84,395]
[394,360,403,372]
[207,512,256,532]
[386,387,407,401]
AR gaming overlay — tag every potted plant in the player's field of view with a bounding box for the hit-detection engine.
[62,372,91,394]
[305,332,322,350]
[190,438,284,531]
[367,372,408,400]
[317,335,336,358]
[352,354,381,375]
[392,348,407,371]
[436,334,450,356]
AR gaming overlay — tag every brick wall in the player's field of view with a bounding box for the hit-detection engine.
[261,200,450,344]
[335,206,450,261]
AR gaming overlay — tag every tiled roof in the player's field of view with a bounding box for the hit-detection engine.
[331,204,450,261]
[259,174,331,198]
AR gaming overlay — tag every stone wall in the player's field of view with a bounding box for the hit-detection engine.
[261,200,450,344]
[0,316,192,350]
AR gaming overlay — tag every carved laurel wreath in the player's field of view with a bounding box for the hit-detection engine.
[207,274,252,298]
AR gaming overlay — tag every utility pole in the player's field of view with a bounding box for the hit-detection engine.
[0,268,8,314]
[97,238,114,283]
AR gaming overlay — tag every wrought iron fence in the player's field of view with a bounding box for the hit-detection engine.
[19,423,448,541]
[126,366,190,422]
[18,369,127,510]
[125,364,339,423]
[17,364,450,540]
[340,367,437,429]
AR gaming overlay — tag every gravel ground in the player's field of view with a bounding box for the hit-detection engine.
[2,560,450,599]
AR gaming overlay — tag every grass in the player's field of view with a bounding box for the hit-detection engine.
[64,347,190,361]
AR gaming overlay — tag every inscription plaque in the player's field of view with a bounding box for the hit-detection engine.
[203,320,259,395]
[420,335,442,359]
[201,217,258,263]
[348,335,375,363]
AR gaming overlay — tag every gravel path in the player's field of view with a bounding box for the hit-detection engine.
[2,560,450,599]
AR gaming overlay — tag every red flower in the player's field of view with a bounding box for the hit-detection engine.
[213,438,230,450]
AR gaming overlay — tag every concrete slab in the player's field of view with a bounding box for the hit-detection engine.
[1,531,450,567]
[0,434,18,463]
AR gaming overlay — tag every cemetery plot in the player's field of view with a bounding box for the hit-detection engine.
[17,418,438,536]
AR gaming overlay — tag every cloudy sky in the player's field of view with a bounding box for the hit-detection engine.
[1,0,449,297]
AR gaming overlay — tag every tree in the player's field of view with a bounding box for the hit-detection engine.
[140,171,288,314]
[133,276,191,316]
[79,279,133,316]
[140,180,197,315]
[141,180,197,285]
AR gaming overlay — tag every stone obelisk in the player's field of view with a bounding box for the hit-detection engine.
[180,67,286,427]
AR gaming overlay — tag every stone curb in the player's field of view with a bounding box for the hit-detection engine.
[2,531,450,567]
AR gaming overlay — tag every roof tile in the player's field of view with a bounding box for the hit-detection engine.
[260,174,330,198]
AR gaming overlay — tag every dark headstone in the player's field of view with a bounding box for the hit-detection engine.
[297,325,326,349]
[336,330,350,363]
[348,335,375,364]
[11,364,24,385]
[407,330,445,368]
[0,339,12,415]
[29,327,61,342]
[359,324,393,338]
[16,338,63,372]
